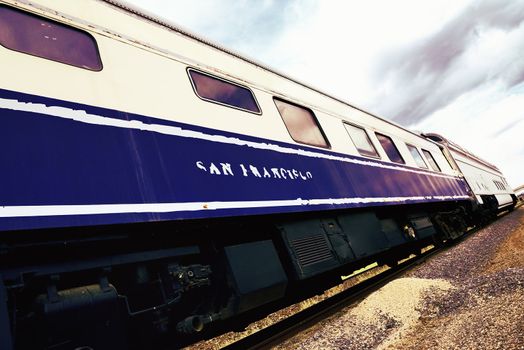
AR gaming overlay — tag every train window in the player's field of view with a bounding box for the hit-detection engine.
[0,5,102,71]
[440,148,457,170]
[274,98,330,148]
[188,69,261,114]
[407,145,428,168]
[343,123,380,158]
[422,149,441,172]
[375,133,405,164]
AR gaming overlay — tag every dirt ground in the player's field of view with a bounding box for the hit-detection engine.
[275,207,524,350]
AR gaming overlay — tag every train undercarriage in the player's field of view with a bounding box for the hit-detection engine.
[0,197,515,349]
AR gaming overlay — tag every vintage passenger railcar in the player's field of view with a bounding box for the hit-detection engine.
[0,1,517,348]
[424,134,515,214]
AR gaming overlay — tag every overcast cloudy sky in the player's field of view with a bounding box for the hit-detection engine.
[126,0,524,188]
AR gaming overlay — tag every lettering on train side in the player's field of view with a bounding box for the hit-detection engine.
[195,161,313,180]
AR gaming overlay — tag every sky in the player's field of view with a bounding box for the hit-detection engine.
[125,0,524,188]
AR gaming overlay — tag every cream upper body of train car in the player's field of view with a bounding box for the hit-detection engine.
[0,1,517,349]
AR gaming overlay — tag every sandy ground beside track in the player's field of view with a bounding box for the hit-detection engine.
[188,258,391,350]
[275,207,524,350]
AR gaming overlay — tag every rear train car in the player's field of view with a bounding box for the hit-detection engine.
[424,133,517,220]
[0,1,514,349]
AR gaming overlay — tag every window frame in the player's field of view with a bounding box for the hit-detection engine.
[343,122,380,159]
[187,68,262,115]
[375,133,405,164]
[273,97,330,149]
[407,144,428,169]
[421,149,441,172]
[440,147,457,170]
[0,4,103,71]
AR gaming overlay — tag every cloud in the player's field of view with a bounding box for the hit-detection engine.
[371,0,524,125]
[128,0,318,59]
[413,81,524,187]
[491,118,524,138]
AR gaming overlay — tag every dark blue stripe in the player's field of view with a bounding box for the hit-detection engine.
[0,88,470,231]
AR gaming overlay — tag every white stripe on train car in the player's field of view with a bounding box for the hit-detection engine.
[0,195,470,218]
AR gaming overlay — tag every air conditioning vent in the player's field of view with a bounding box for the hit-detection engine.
[277,219,340,279]
[290,234,332,267]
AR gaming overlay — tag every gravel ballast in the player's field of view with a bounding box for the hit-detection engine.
[276,207,524,350]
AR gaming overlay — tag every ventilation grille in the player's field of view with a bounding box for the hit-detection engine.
[290,234,333,268]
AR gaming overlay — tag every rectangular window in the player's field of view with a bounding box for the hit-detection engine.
[422,149,441,172]
[188,69,261,114]
[343,123,379,158]
[0,5,102,71]
[407,145,428,168]
[440,147,457,170]
[375,133,404,164]
[274,98,329,148]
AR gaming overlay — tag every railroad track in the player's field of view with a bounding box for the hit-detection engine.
[220,225,487,350]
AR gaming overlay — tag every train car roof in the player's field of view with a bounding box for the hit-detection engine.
[423,133,501,173]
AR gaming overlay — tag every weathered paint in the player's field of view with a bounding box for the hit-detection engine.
[0,89,470,231]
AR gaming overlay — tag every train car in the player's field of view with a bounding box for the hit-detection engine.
[0,1,516,349]
[423,133,517,221]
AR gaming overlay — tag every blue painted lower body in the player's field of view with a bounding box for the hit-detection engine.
[0,88,470,231]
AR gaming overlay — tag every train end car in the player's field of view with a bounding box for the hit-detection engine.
[423,133,517,219]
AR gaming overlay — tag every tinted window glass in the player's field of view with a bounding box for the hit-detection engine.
[274,98,329,148]
[188,69,261,114]
[0,5,102,71]
[422,149,441,172]
[376,133,404,164]
[440,148,457,170]
[344,123,379,158]
[407,145,428,168]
